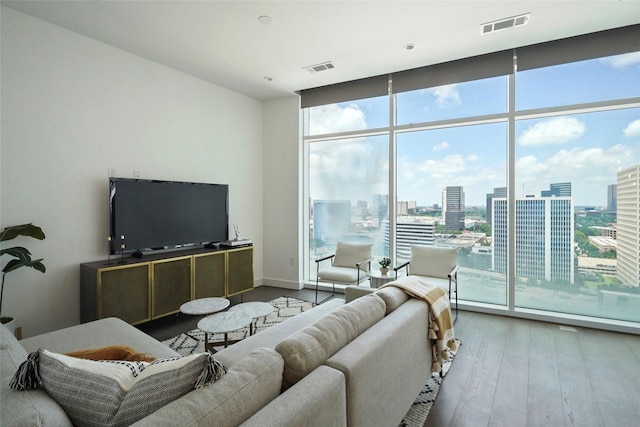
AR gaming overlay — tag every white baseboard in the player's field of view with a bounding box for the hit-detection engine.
[260,277,304,290]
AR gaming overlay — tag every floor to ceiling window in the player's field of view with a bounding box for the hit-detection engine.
[513,52,640,322]
[302,25,640,331]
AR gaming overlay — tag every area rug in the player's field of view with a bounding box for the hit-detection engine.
[163,296,314,355]
[162,296,459,427]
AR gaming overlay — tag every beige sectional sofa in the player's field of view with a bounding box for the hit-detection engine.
[1,286,432,427]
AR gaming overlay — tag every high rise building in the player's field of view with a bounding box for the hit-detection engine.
[371,194,389,227]
[541,182,572,197]
[313,200,351,242]
[397,200,417,216]
[616,165,640,287]
[382,218,435,262]
[486,187,506,225]
[607,184,617,213]
[442,186,465,231]
[493,196,574,283]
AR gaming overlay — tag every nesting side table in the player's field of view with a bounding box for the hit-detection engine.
[228,301,275,335]
[197,311,252,353]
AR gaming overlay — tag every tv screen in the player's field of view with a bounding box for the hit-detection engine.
[109,178,228,255]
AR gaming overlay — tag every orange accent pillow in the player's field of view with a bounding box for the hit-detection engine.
[64,345,156,362]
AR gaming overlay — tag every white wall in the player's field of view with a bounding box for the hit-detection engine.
[262,97,302,289]
[1,7,264,337]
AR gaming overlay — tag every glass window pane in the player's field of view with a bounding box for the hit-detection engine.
[396,122,507,306]
[307,135,389,280]
[395,76,507,125]
[516,52,640,111]
[514,108,640,322]
[305,95,388,136]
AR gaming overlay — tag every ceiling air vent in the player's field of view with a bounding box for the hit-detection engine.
[304,61,335,73]
[481,13,530,35]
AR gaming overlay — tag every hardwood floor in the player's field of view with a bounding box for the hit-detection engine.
[426,311,640,427]
[138,286,640,427]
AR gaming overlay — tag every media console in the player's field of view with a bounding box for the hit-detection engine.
[80,245,253,325]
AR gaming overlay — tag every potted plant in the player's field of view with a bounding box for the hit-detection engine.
[379,257,391,275]
[1,223,46,333]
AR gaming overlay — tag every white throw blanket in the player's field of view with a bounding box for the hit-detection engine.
[381,276,458,374]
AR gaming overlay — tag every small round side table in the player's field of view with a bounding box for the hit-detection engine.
[197,311,252,353]
[180,297,230,342]
[229,302,275,335]
[368,270,402,288]
[180,297,230,315]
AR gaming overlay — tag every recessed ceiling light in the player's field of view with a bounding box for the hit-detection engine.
[404,44,416,51]
[258,15,272,25]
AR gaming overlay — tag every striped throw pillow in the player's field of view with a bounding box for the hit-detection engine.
[10,349,226,427]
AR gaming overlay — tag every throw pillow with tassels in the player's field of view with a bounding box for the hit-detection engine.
[10,349,226,427]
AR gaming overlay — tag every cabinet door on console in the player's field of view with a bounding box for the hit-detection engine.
[152,257,191,318]
[99,264,151,325]
[227,247,254,296]
[193,252,226,298]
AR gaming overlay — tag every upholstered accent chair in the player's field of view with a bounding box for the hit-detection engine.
[315,241,373,304]
[394,245,459,322]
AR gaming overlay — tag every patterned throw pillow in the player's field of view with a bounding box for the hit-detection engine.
[10,349,226,427]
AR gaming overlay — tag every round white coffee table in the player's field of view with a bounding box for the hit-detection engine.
[197,311,252,353]
[180,297,230,315]
[368,270,402,288]
[229,302,274,335]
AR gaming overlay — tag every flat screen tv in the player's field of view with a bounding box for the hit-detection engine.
[109,178,228,255]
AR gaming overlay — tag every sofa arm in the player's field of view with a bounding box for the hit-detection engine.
[345,285,375,303]
[240,365,347,427]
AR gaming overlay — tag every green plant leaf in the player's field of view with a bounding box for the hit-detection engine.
[0,246,32,264]
[32,260,46,273]
[1,224,45,242]
[2,259,25,273]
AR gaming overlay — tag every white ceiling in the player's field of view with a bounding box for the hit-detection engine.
[3,1,639,101]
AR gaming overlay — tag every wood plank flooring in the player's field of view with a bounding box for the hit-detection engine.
[139,286,640,427]
[426,311,640,427]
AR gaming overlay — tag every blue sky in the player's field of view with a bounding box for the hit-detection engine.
[309,52,640,208]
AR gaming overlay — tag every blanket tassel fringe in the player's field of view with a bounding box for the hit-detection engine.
[195,353,228,389]
[10,350,41,391]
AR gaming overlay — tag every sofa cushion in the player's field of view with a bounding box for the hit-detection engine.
[240,365,347,427]
[1,324,72,427]
[214,298,344,370]
[132,347,284,427]
[11,349,225,427]
[375,286,410,315]
[20,317,179,359]
[275,293,385,389]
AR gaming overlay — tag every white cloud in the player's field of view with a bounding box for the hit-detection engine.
[433,141,449,151]
[424,84,461,108]
[515,145,629,192]
[309,103,367,135]
[600,52,640,69]
[417,154,467,178]
[623,119,640,138]
[517,117,585,147]
[466,154,479,162]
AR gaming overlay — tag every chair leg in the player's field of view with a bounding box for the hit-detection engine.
[315,280,336,306]
[454,288,458,324]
